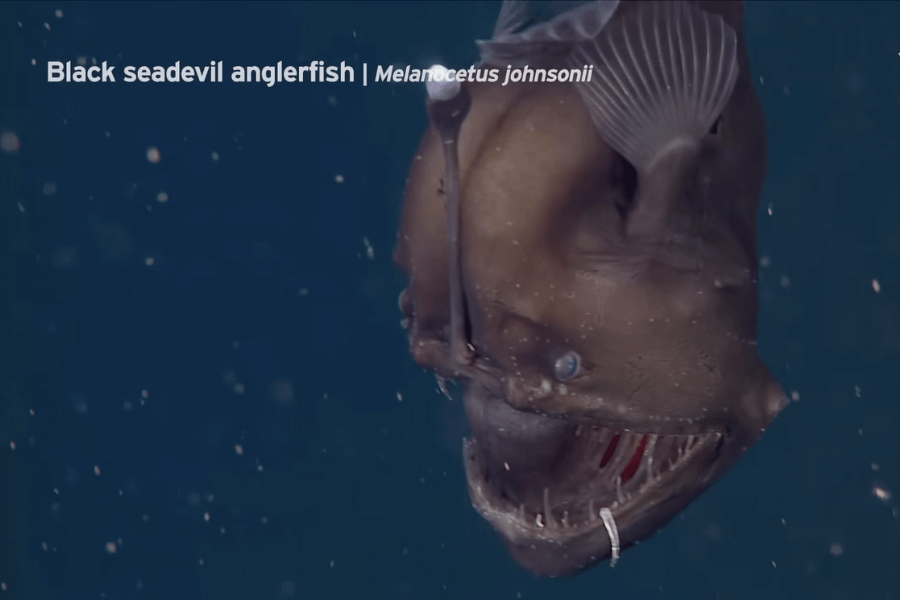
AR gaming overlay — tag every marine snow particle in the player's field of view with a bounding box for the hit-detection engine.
[0,131,20,154]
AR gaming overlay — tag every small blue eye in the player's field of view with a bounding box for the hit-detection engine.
[554,351,581,381]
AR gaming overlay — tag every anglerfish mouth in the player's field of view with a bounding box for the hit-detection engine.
[461,392,728,575]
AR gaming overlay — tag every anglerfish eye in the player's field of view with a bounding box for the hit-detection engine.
[553,351,581,381]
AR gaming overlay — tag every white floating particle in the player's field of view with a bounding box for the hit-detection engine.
[31,59,36,66]
[855,385,861,398]
[55,9,63,18]
[829,542,843,557]
[334,174,344,183]
[234,383,244,395]
[44,22,50,30]
[203,512,210,522]
[146,147,161,163]
[9,441,15,450]
[270,379,294,405]
[872,279,881,293]
[759,255,770,268]
[298,288,309,296]
[874,486,891,501]
[42,182,56,196]
[504,462,510,471]
[872,463,880,471]
[329,560,335,568]
[144,256,155,266]
[77,56,87,66]
[783,86,791,96]
[17,201,25,213]
[791,390,800,402]
[156,191,169,203]
[1,582,7,591]
[780,275,790,289]
[234,444,244,456]
[199,559,204,566]
[94,465,101,475]
[105,541,117,554]
[396,392,403,402]
[759,76,765,85]
[0,131,20,154]
[210,151,219,162]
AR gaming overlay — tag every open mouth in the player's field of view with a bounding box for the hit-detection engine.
[463,423,725,544]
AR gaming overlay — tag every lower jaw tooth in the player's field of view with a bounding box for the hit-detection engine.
[542,488,557,528]
[616,476,625,504]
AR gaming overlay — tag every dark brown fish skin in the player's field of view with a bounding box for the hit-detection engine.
[394,0,787,576]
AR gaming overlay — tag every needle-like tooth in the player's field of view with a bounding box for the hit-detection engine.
[589,499,597,521]
[543,488,557,528]
[625,433,657,490]
[562,510,570,529]
[616,475,625,504]
[535,512,545,528]
[575,425,583,436]
[646,434,658,475]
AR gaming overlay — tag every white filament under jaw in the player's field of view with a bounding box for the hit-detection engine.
[599,507,620,567]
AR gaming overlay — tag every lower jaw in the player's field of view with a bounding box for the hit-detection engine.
[462,426,723,543]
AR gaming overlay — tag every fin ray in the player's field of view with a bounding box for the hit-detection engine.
[492,0,535,39]
[569,1,739,172]
[478,1,620,67]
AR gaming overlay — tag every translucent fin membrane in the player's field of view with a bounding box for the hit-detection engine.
[568,1,739,172]
[478,0,620,67]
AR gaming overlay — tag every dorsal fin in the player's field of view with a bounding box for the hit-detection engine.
[569,1,739,173]
[478,1,620,68]
[492,0,535,39]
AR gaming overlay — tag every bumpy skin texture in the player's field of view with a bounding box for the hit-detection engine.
[393,0,787,576]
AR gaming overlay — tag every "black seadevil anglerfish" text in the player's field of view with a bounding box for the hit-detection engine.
[46,60,594,88]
